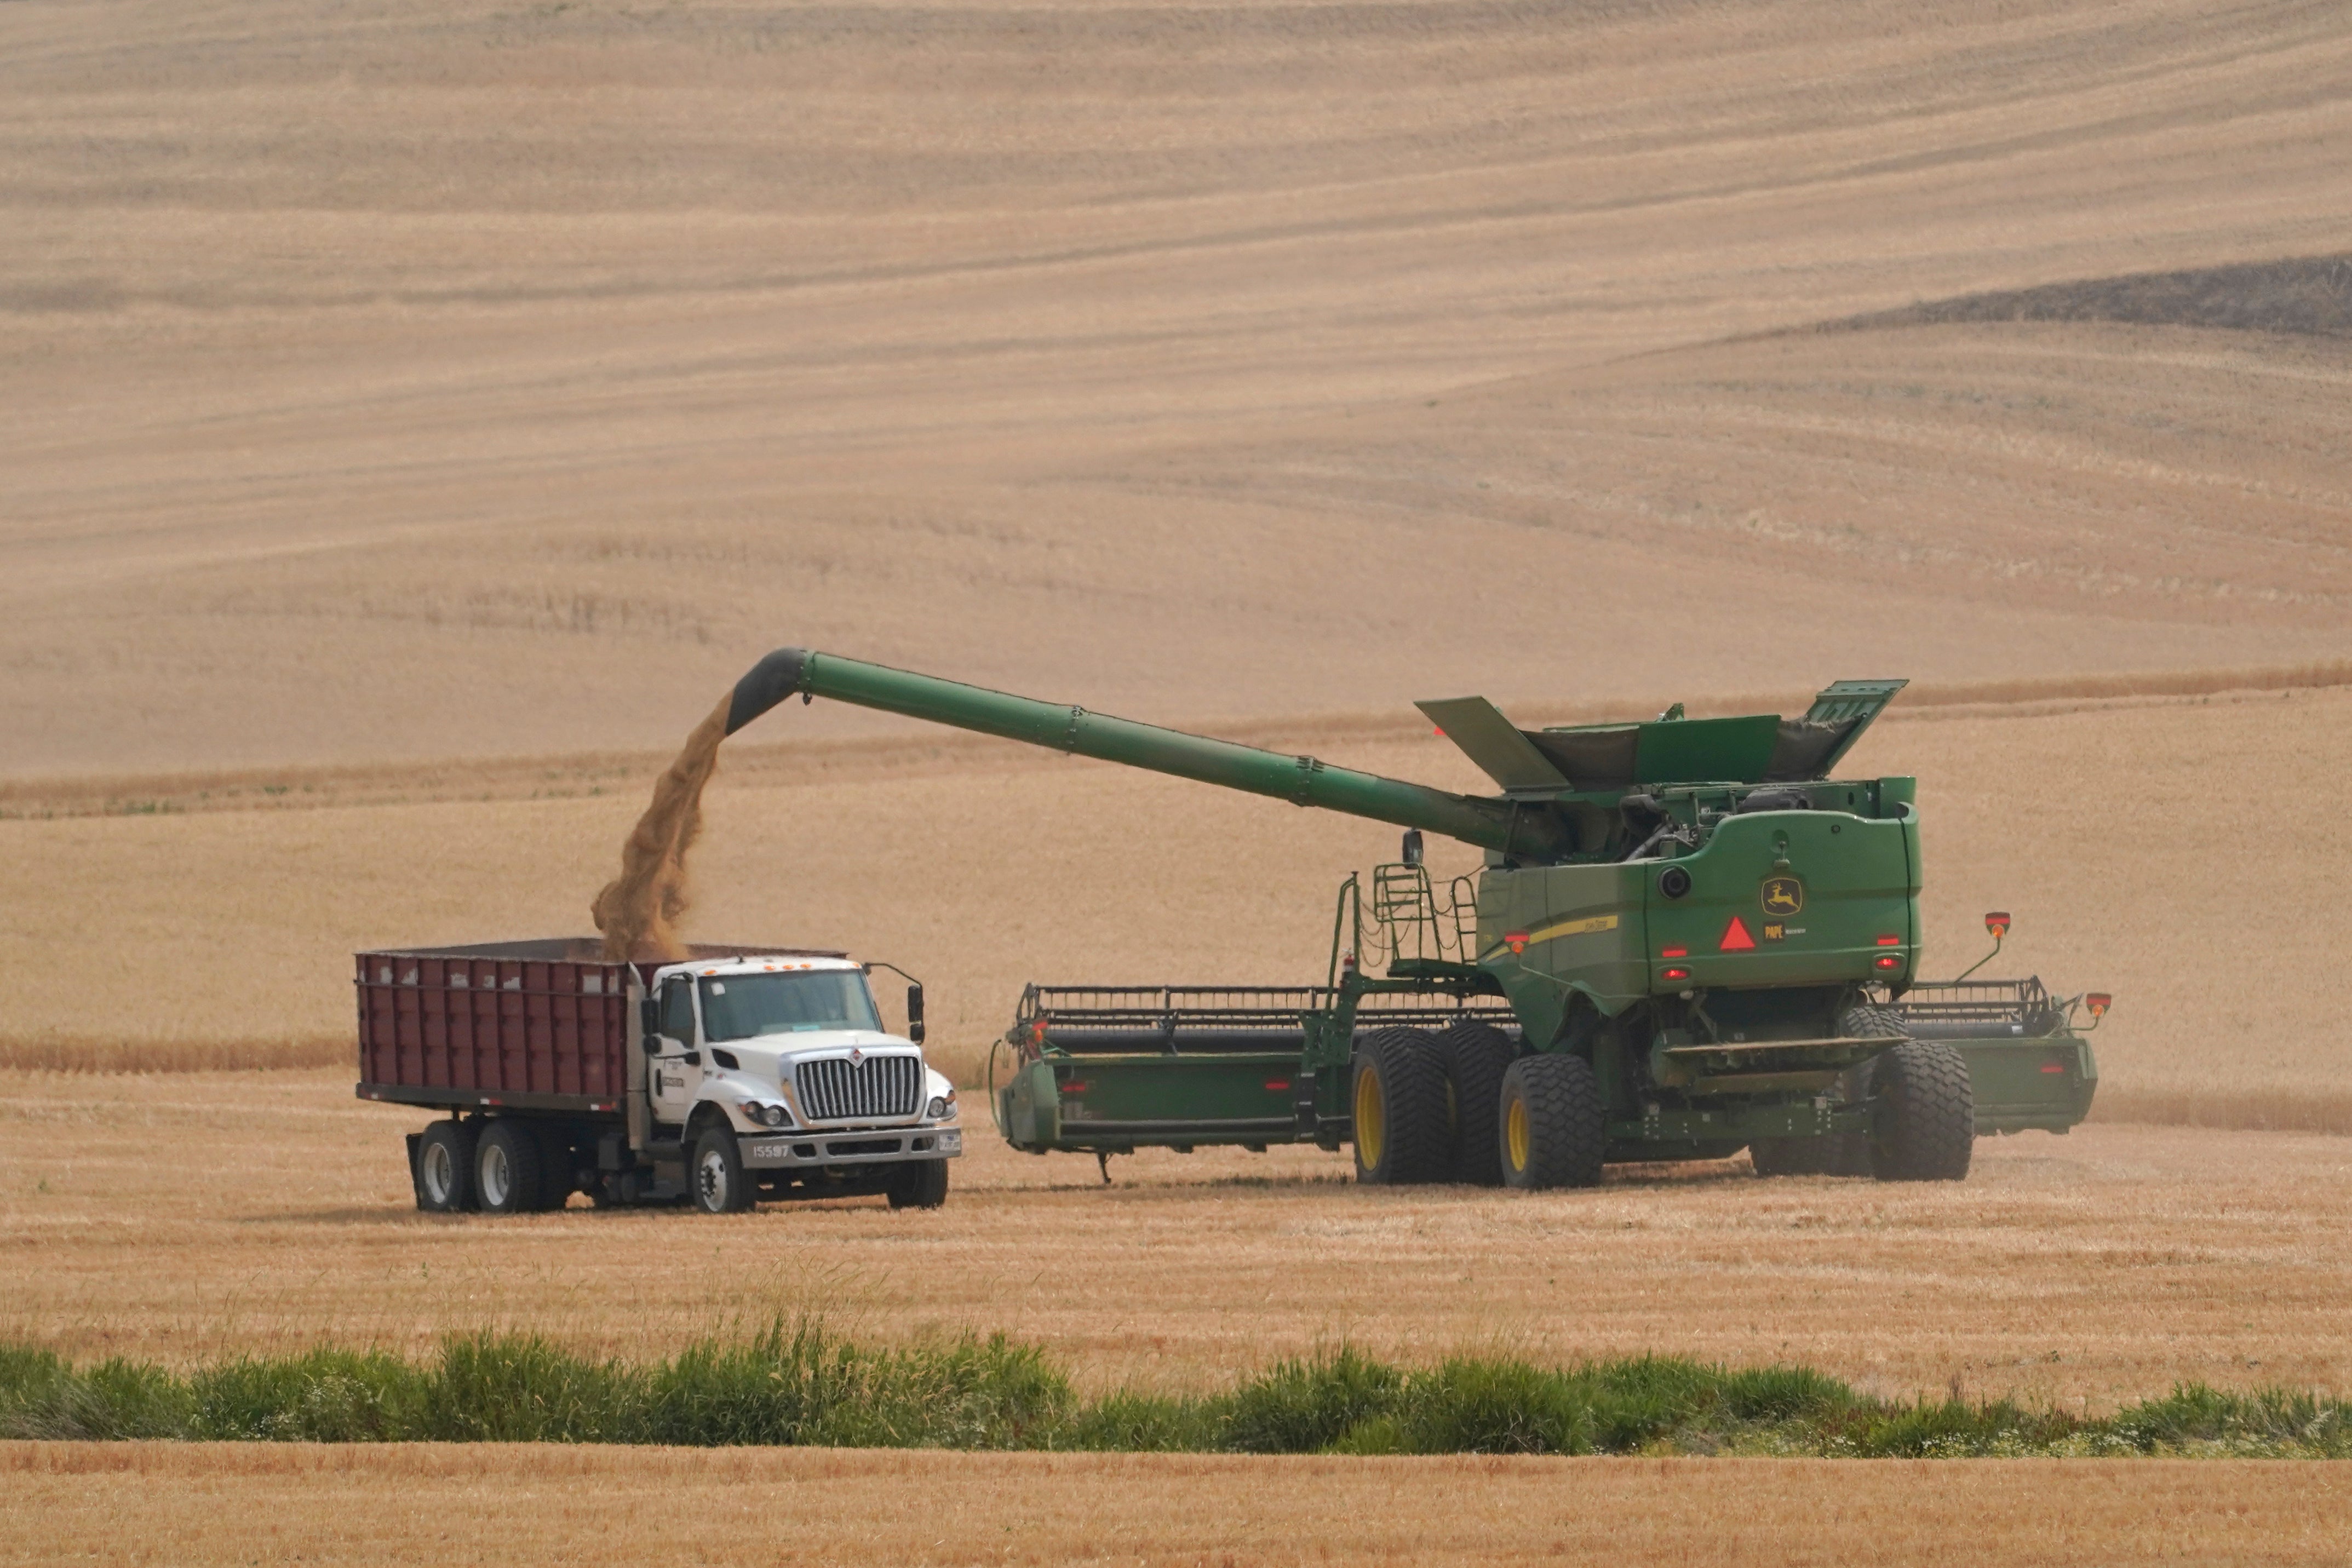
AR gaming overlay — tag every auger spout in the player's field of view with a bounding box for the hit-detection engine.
[724,647,1574,859]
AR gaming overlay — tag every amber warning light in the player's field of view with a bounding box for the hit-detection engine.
[2086,993,2112,1019]
[1985,911,2012,938]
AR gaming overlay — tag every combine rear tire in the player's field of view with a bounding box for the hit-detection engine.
[474,1122,543,1215]
[691,1126,755,1213]
[1498,1054,1605,1191]
[1351,1027,1451,1185]
[1869,1041,1974,1182]
[415,1119,476,1212]
[1438,1020,1518,1186]
[886,1158,950,1210]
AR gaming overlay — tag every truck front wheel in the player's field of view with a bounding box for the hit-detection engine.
[886,1158,950,1210]
[415,1120,477,1212]
[691,1126,755,1214]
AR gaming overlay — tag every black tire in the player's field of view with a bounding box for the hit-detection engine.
[1869,1041,1975,1182]
[415,1120,476,1212]
[1839,1002,1909,1042]
[1350,1026,1452,1185]
[1498,1053,1606,1190]
[1437,1020,1518,1186]
[886,1158,950,1210]
[473,1122,543,1215]
[691,1125,755,1214]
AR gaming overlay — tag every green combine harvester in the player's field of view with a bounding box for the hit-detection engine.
[722,650,2105,1188]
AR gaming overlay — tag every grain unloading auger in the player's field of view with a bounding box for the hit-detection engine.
[725,650,2096,1188]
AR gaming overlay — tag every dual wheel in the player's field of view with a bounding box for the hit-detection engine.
[1351,1025,1605,1191]
[414,1119,576,1214]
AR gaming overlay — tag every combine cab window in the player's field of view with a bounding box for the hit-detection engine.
[700,972,882,1042]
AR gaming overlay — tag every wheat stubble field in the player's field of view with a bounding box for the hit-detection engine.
[7,0,2352,1559]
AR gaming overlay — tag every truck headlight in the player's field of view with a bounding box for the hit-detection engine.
[742,1102,788,1128]
[927,1094,956,1120]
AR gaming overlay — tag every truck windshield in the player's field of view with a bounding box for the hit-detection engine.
[698,972,882,1041]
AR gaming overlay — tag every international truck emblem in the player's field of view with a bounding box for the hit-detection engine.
[1761,876,1804,916]
[848,1048,865,1066]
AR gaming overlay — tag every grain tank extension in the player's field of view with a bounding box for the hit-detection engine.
[726,650,2097,1187]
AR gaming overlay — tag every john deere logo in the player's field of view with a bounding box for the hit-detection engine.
[1762,876,1804,916]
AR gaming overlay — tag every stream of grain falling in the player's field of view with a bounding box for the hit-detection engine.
[590,693,732,961]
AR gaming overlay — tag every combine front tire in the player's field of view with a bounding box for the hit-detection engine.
[1438,1020,1518,1186]
[1869,1042,1974,1182]
[1498,1054,1605,1191]
[1351,1027,1451,1185]
[415,1119,477,1212]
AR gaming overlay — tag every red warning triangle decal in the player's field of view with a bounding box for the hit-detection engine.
[1719,915,1757,952]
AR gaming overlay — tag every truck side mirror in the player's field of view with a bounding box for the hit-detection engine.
[1401,829,1424,866]
[639,998,659,1047]
[907,983,926,1045]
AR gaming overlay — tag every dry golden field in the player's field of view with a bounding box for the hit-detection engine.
[5,1443,2350,1567]
[5,1067,2350,1411]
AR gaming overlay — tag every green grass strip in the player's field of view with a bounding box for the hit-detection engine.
[3,1329,2345,1456]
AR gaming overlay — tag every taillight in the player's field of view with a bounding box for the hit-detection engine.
[1875,934,1901,946]
[1873,955,1902,970]
[1661,946,1688,958]
[1662,966,1691,983]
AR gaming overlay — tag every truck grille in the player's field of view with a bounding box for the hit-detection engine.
[795,1054,922,1122]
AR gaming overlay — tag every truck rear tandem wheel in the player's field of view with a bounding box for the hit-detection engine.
[473,1122,544,1216]
[413,1119,476,1212]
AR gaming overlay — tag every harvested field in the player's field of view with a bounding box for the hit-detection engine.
[7,1444,2349,1568]
[3,1068,2348,1411]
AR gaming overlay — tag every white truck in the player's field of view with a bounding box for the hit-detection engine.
[355,940,961,1213]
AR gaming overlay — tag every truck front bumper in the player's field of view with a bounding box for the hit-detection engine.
[739,1126,961,1168]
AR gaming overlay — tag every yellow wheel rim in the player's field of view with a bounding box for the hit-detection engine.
[1354,1066,1386,1171]
[1506,1095,1530,1174]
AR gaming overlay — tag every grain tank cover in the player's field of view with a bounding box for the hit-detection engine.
[1421,679,1906,792]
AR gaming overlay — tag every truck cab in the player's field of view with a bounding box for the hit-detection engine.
[633,952,962,1211]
